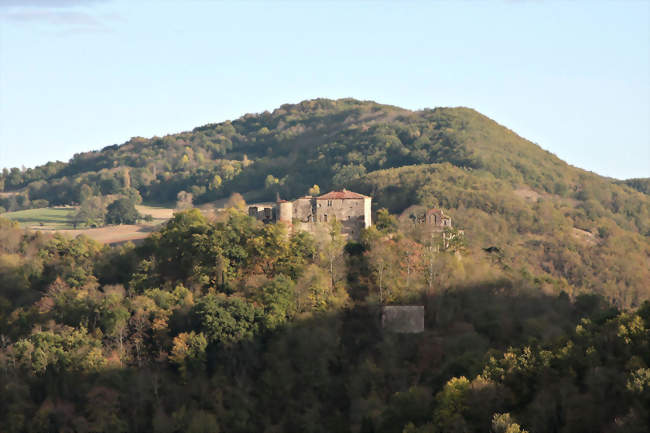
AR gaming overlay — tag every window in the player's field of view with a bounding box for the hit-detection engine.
[324,215,328,222]
[327,200,332,207]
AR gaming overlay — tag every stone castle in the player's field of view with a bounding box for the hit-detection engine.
[249,189,453,240]
[249,189,372,239]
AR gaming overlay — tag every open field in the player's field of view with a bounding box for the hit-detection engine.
[1,207,77,229]
[47,224,161,245]
[0,201,268,244]
[135,204,175,221]
[1,204,178,244]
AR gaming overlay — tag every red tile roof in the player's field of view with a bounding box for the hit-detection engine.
[316,189,369,200]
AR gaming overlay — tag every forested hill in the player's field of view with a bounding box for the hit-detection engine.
[0,98,636,206]
[1,99,650,432]
[1,98,649,307]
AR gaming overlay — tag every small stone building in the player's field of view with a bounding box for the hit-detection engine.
[381,306,425,333]
[425,209,452,228]
[248,205,275,223]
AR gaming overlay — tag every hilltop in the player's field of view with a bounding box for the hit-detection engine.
[1,98,649,306]
[1,98,599,204]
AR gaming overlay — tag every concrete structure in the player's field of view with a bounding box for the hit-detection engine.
[249,189,372,239]
[381,306,425,333]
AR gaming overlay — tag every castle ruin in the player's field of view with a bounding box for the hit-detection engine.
[250,190,457,243]
[249,189,372,239]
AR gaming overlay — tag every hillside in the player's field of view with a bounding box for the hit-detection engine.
[1,99,649,432]
[0,207,648,433]
[1,98,607,204]
[2,98,648,307]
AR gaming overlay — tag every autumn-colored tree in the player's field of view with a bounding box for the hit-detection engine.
[224,192,246,211]
[396,237,423,291]
[169,331,207,379]
[315,220,346,288]
[308,184,321,196]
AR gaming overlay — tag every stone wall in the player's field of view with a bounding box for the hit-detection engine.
[381,306,424,333]
[248,190,371,240]
[292,197,314,222]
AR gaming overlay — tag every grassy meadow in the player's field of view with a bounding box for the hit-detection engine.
[0,204,177,244]
[0,207,77,229]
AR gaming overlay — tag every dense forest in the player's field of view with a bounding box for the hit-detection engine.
[0,208,648,433]
[0,98,649,432]
[1,98,648,307]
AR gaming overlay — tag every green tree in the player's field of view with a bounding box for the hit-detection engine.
[78,183,93,203]
[192,294,261,345]
[491,413,529,433]
[255,275,296,329]
[433,377,471,433]
[376,208,398,233]
[265,174,280,190]
[106,198,140,225]
[73,196,107,227]
[316,220,346,288]
[122,187,143,204]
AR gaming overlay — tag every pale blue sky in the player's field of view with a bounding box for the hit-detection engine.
[0,0,648,179]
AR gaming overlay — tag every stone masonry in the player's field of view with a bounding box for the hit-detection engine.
[249,189,372,239]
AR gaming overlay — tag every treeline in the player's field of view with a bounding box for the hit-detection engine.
[0,209,648,432]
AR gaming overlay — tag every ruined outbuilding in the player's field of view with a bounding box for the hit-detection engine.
[381,306,425,333]
[424,208,452,228]
[399,205,462,249]
[401,206,452,228]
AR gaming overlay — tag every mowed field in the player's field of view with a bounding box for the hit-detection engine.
[1,207,77,229]
[1,204,176,244]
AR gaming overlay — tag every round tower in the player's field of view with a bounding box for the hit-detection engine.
[277,200,293,224]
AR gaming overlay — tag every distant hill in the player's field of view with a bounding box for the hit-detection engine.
[1,98,648,306]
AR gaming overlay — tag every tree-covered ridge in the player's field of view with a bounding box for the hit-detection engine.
[0,210,648,433]
[0,98,641,205]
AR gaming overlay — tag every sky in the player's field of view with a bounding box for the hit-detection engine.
[0,0,648,180]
